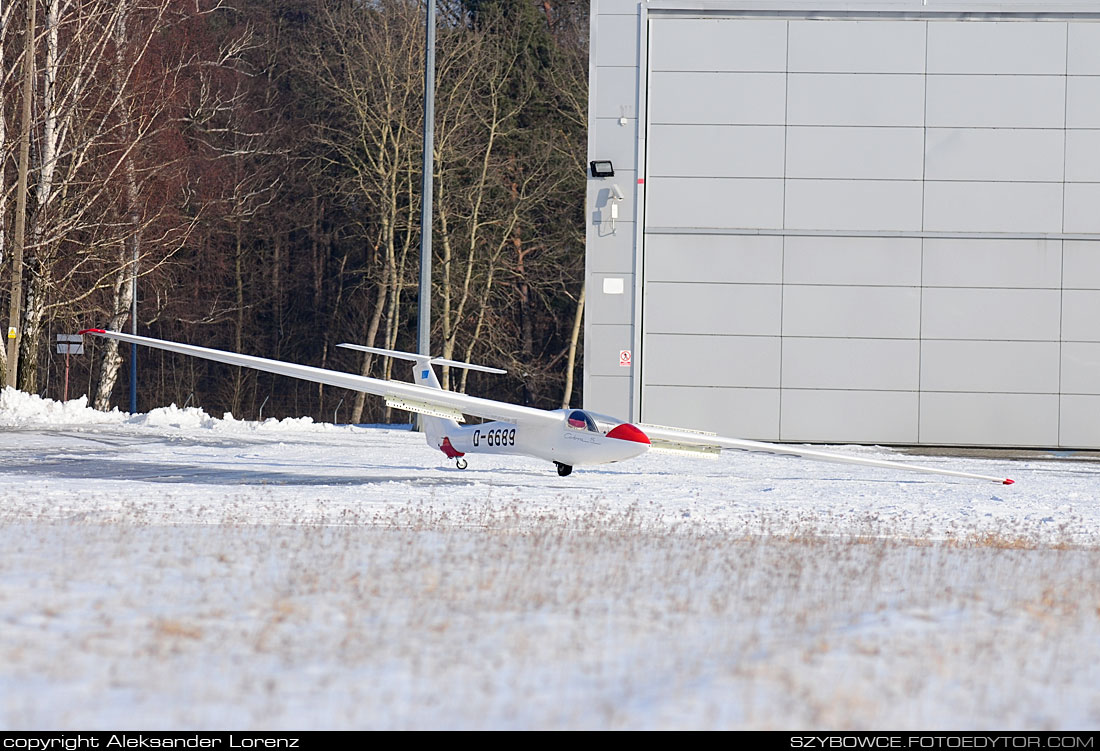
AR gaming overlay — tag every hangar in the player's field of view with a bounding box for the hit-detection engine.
[583,0,1100,448]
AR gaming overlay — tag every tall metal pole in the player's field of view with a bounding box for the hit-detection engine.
[417,0,435,359]
[129,249,137,413]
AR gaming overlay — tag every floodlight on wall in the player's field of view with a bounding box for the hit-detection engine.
[590,160,615,178]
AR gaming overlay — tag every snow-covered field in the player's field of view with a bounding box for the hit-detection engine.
[2,388,1099,729]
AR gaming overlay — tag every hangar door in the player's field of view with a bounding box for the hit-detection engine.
[639,13,1100,448]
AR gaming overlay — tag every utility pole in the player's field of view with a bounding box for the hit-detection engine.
[417,0,435,360]
[129,247,137,412]
[415,0,435,431]
[6,0,36,389]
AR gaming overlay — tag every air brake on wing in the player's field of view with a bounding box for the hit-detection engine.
[383,395,465,422]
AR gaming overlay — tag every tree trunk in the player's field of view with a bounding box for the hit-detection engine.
[350,274,388,423]
[561,283,584,409]
[0,0,9,383]
[18,0,62,393]
[93,255,135,410]
[5,0,35,389]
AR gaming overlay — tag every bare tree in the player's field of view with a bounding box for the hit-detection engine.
[303,0,424,422]
[0,0,14,382]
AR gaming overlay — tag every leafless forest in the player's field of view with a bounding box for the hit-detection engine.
[0,0,589,421]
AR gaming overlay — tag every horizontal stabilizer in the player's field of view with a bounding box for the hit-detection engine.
[337,343,506,374]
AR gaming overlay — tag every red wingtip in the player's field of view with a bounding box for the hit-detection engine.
[1003,479,1014,485]
[78,328,106,335]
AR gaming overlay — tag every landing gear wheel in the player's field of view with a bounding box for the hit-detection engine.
[555,462,573,477]
[456,458,468,470]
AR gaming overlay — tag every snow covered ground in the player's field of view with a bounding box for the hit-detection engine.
[2,388,1099,729]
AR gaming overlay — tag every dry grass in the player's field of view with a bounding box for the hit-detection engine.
[2,499,1099,729]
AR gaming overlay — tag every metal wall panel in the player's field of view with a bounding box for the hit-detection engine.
[786,126,924,180]
[595,13,640,68]
[919,393,1059,447]
[921,238,1063,289]
[920,341,1060,393]
[646,177,784,228]
[922,182,1064,233]
[921,289,1061,341]
[1063,241,1100,289]
[927,20,1066,75]
[1065,130,1100,183]
[924,128,1065,182]
[593,65,641,120]
[783,286,921,339]
[649,18,787,72]
[1060,395,1100,447]
[787,74,925,127]
[783,236,922,286]
[585,376,633,420]
[781,390,919,444]
[585,324,636,377]
[642,385,780,439]
[1064,183,1100,234]
[589,273,635,323]
[1068,22,1100,74]
[788,19,925,73]
[1060,342,1100,394]
[926,75,1065,128]
[589,117,639,173]
[648,124,785,178]
[1066,77,1100,128]
[645,282,782,336]
[649,72,786,125]
[1061,290,1100,342]
[645,234,783,284]
[587,223,637,274]
[785,179,924,231]
[644,334,780,387]
[782,338,920,391]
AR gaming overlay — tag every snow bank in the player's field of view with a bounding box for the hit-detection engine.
[0,387,354,435]
[0,387,121,427]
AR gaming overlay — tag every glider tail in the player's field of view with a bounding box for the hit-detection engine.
[336,343,499,451]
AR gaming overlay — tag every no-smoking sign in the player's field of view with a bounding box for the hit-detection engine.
[619,350,632,367]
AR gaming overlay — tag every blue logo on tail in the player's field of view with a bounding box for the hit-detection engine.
[421,369,429,380]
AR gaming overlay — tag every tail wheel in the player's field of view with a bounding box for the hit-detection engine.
[555,462,573,477]
[456,458,468,470]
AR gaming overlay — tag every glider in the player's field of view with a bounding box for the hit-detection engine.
[78,329,1014,485]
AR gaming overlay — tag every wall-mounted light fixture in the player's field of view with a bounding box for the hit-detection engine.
[590,160,615,178]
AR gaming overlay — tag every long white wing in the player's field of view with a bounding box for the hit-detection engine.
[639,423,1015,485]
[81,330,562,429]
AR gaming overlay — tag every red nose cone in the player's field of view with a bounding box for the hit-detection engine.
[606,423,650,445]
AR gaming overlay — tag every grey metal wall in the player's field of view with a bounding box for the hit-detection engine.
[585,1,1100,448]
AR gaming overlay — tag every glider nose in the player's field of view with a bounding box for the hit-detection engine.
[606,423,650,445]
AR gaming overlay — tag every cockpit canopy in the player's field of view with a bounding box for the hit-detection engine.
[565,409,600,433]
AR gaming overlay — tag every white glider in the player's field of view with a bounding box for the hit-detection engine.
[79,329,1014,484]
